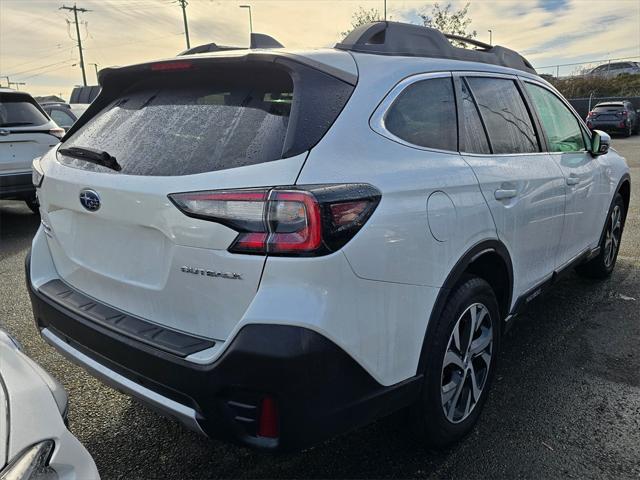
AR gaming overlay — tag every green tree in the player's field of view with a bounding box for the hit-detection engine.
[420,2,477,47]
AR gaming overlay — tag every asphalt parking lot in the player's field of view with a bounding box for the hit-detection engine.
[1,136,639,479]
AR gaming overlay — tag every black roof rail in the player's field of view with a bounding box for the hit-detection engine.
[335,21,536,74]
[178,33,283,56]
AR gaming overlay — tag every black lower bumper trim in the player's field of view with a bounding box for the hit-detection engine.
[38,279,215,357]
[0,172,34,199]
[26,253,421,451]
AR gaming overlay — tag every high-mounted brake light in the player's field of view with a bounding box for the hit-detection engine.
[168,184,381,256]
[150,60,193,72]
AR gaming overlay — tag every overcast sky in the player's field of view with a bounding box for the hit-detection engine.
[1,0,639,99]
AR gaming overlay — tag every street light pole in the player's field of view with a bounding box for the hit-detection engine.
[239,5,253,35]
[488,29,492,46]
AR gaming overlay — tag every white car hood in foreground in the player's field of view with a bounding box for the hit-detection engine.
[0,330,99,478]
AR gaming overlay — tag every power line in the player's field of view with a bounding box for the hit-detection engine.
[60,3,91,86]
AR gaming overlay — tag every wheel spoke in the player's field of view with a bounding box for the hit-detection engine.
[446,371,467,421]
[478,351,492,370]
[444,350,465,370]
[463,386,473,417]
[469,327,492,355]
[469,364,482,401]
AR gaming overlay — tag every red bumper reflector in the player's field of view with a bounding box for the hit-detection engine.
[258,396,279,438]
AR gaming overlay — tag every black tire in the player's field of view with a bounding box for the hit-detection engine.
[24,194,39,215]
[576,193,625,279]
[410,276,500,448]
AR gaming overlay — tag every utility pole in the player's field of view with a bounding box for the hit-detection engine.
[488,29,492,46]
[8,81,26,90]
[60,4,91,87]
[383,0,387,20]
[177,0,191,49]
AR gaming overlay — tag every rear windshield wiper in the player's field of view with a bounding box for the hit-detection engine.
[58,146,121,172]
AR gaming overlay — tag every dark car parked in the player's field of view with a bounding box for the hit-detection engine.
[40,102,89,130]
[586,101,639,136]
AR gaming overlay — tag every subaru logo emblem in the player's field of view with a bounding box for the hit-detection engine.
[79,189,101,212]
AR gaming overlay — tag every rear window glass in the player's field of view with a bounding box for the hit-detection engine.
[0,93,49,127]
[384,77,457,151]
[61,67,294,176]
[466,77,539,154]
[593,104,624,111]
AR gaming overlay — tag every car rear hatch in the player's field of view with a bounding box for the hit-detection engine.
[590,104,626,123]
[0,92,60,173]
[37,52,355,343]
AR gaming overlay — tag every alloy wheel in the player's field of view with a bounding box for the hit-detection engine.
[440,303,493,424]
[604,204,622,268]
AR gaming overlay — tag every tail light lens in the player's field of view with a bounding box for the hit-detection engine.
[620,110,628,116]
[169,184,381,256]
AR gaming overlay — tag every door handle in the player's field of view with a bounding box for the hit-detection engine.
[566,175,580,186]
[494,189,518,200]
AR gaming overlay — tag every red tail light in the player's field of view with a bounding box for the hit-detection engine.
[150,60,193,72]
[258,396,279,439]
[620,110,628,116]
[169,184,381,256]
[587,111,596,118]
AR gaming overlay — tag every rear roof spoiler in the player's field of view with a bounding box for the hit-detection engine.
[335,21,536,74]
[178,33,283,56]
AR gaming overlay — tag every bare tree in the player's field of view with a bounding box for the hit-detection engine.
[341,2,477,48]
[341,7,381,37]
[420,2,477,47]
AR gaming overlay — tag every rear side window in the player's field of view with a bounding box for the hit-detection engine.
[384,77,457,151]
[0,93,49,127]
[525,83,586,152]
[459,79,490,154]
[62,66,294,176]
[465,77,539,154]
[49,108,75,129]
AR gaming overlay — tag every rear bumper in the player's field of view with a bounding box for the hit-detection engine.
[26,253,421,451]
[588,122,630,132]
[0,172,34,199]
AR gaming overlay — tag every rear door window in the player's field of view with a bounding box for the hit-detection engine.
[384,77,457,151]
[61,67,294,176]
[524,83,586,152]
[0,93,49,127]
[465,77,539,154]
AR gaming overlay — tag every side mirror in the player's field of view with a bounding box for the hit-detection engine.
[591,130,610,156]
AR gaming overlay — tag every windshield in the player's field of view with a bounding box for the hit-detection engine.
[0,93,49,127]
[61,66,294,176]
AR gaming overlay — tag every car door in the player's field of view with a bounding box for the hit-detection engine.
[455,73,566,299]
[522,80,604,267]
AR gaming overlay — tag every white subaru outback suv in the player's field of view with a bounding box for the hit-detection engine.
[26,23,630,451]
